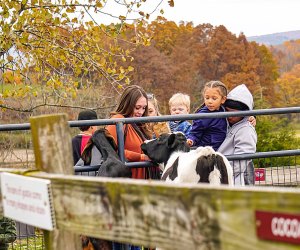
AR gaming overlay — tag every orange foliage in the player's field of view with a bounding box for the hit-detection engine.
[275,64,300,107]
[2,71,23,85]
[129,19,279,110]
[271,39,300,73]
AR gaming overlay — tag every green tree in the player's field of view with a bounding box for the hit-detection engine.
[255,116,300,167]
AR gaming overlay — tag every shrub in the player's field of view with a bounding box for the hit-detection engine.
[255,116,300,167]
[0,132,32,149]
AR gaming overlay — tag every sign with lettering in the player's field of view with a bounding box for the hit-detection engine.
[0,173,55,230]
[256,210,300,245]
[255,168,266,181]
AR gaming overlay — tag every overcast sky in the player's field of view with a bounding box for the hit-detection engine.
[161,0,300,37]
[93,0,299,37]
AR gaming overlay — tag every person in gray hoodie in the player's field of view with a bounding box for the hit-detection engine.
[218,84,257,186]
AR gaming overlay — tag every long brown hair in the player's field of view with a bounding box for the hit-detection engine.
[111,85,152,139]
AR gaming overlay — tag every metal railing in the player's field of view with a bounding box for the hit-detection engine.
[1,107,300,249]
[69,107,300,187]
[1,107,300,167]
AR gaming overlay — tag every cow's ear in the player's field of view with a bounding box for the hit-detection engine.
[167,133,177,148]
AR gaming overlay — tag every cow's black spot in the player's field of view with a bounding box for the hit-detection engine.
[168,157,179,181]
[196,155,216,183]
[161,157,179,181]
[215,154,229,184]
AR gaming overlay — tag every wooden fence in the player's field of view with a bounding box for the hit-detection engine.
[1,114,300,250]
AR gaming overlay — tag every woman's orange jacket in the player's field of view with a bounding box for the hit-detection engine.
[106,114,147,179]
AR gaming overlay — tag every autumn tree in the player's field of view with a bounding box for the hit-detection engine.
[276,64,300,108]
[149,17,183,55]
[130,19,197,113]
[271,39,300,73]
[190,26,278,105]
[253,44,279,105]
[0,0,173,116]
[133,21,279,111]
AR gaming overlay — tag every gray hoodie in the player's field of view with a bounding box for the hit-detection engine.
[226,83,254,110]
[218,84,257,186]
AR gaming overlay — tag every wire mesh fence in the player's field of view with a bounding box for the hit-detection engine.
[1,151,299,250]
[0,221,43,250]
[254,155,300,186]
[1,107,300,249]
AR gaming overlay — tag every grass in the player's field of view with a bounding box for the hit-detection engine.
[0,131,32,149]
[295,127,300,138]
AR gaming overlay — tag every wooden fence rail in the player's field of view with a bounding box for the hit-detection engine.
[0,114,300,250]
[1,170,300,250]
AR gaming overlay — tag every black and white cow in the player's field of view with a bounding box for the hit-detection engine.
[141,132,234,185]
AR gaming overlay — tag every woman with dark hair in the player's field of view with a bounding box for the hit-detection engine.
[106,85,153,179]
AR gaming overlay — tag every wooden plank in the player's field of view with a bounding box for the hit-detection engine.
[30,114,81,250]
[30,114,74,174]
[26,172,300,250]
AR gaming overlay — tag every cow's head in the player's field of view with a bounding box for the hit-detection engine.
[141,132,190,165]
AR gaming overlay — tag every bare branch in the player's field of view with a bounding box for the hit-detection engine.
[0,102,116,113]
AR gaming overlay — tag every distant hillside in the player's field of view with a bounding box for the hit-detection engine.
[247,30,300,45]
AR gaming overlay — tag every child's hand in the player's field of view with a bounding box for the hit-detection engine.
[186,139,193,147]
[248,116,256,127]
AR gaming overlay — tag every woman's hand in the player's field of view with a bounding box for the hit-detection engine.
[142,154,151,161]
[248,116,256,127]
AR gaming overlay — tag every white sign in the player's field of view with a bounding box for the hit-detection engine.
[0,173,56,230]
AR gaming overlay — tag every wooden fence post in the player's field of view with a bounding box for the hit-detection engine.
[30,114,81,250]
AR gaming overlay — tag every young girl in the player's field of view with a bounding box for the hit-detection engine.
[186,80,228,151]
[147,93,170,138]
